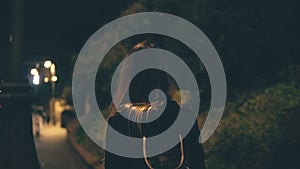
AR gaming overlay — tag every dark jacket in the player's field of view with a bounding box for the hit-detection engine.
[105,100,206,169]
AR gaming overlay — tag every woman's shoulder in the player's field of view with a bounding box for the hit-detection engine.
[168,100,180,108]
[108,99,180,120]
[108,112,123,123]
[165,100,181,114]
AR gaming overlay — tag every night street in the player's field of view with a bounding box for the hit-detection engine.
[1,0,299,168]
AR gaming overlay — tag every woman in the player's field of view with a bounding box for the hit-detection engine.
[105,40,206,169]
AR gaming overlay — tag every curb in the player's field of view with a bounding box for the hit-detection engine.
[66,120,104,169]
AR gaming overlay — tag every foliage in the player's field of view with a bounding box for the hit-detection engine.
[75,126,104,161]
[74,108,111,161]
[278,65,300,84]
[204,83,300,169]
[89,0,299,112]
[61,86,73,105]
[121,0,299,92]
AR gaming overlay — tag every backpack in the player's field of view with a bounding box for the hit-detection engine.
[142,134,190,169]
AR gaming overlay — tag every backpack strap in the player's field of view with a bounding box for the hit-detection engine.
[143,134,185,169]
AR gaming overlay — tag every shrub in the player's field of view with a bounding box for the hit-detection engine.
[204,83,300,169]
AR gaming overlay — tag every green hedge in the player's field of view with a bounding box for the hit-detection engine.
[204,83,300,169]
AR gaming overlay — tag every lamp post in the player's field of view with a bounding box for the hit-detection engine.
[29,60,58,124]
[43,60,58,124]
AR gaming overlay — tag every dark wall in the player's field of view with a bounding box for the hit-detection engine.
[0,0,10,77]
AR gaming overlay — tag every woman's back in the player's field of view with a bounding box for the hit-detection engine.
[105,100,205,169]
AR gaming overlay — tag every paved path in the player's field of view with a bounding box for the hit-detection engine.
[34,124,87,169]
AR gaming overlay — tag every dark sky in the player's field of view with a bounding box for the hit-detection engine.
[1,0,132,77]
[24,0,131,62]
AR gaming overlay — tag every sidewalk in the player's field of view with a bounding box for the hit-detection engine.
[34,124,87,169]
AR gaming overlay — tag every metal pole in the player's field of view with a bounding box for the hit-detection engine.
[51,80,56,124]
[52,80,55,98]
[49,63,56,124]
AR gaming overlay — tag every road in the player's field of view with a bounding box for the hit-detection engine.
[34,124,87,169]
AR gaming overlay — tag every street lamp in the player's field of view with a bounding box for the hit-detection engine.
[30,68,38,76]
[29,61,58,124]
[44,60,52,69]
[44,77,49,83]
[43,61,58,124]
[30,67,40,86]
[44,61,58,97]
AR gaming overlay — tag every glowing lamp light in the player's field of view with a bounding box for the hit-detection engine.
[33,75,40,85]
[30,68,38,76]
[50,63,55,74]
[51,76,58,82]
[44,60,52,68]
[44,77,49,83]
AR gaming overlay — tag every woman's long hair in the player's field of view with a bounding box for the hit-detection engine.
[110,40,172,116]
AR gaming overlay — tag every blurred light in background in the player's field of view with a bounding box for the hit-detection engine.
[30,68,38,76]
[50,63,55,75]
[51,76,58,82]
[44,60,52,68]
[33,75,40,85]
[44,77,49,83]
